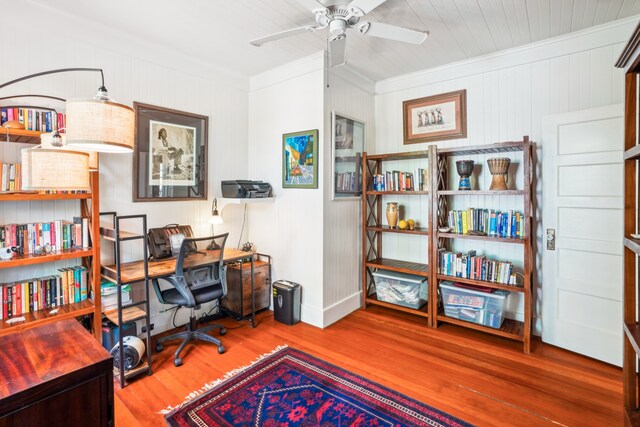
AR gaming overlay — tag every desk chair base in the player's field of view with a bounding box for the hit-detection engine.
[155,313,226,367]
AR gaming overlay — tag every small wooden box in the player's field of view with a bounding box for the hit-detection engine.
[222,256,271,317]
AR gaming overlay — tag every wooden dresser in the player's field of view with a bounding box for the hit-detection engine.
[222,255,271,317]
[0,319,113,426]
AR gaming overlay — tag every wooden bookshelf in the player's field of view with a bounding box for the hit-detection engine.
[432,137,534,353]
[616,23,640,425]
[436,274,526,293]
[0,248,93,269]
[366,225,429,235]
[364,257,428,276]
[436,313,525,341]
[0,192,91,201]
[0,298,95,336]
[437,190,524,196]
[0,127,43,144]
[361,148,433,324]
[437,232,525,244]
[0,172,101,341]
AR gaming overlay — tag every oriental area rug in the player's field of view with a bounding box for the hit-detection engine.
[163,345,473,427]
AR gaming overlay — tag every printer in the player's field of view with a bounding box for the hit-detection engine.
[221,180,272,198]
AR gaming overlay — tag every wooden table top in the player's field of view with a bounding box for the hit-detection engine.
[101,248,253,284]
[0,319,111,399]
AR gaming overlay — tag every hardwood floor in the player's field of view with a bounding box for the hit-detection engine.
[114,308,623,426]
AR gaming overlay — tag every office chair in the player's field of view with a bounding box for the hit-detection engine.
[152,234,229,367]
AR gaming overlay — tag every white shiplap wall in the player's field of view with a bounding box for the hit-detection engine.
[374,18,632,329]
[322,64,376,326]
[247,53,326,327]
[0,2,250,334]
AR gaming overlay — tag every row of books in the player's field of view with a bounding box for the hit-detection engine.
[0,163,22,192]
[371,168,429,191]
[447,208,524,239]
[0,218,89,255]
[0,107,66,133]
[438,249,518,285]
[0,266,89,319]
[335,171,360,192]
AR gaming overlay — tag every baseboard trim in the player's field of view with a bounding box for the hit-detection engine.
[323,291,362,328]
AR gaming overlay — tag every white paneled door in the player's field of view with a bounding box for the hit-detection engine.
[542,104,624,366]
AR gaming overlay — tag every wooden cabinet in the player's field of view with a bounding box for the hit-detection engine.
[0,319,113,426]
[222,256,271,317]
[615,22,640,426]
[0,170,102,341]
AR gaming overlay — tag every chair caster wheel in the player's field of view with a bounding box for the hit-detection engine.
[156,343,163,352]
[217,345,225,354]
[174,358,183,367]
[220,328,227,336]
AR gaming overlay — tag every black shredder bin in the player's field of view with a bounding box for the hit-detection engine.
[273,280,301,325]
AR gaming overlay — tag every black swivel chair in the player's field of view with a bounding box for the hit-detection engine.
[152,233,229,367]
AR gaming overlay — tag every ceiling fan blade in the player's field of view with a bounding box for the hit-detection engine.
[250,25,320,47]
[329,36,347,67]
[296,0,329,13]
[358,22,428,45]
[348,0,388,16]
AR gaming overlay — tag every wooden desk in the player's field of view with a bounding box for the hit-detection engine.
[0,319,113,426]
[101,249,259,326]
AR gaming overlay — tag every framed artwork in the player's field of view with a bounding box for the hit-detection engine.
[403,89,467,144]
[332,112,364,200]
[133,102,208,202]
[282,129,318,189]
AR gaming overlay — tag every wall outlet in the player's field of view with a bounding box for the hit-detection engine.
[141,323,154,333]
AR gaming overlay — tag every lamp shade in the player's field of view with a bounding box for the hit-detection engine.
[65,98,134,153]
[210,214,224,225]
[21,147,90,191]
[40,132,99,171]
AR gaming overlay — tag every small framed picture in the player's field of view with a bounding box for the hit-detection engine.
[282,129,319,189]
[403,89,467,144]
[332,112,364,200]
[133,102,208,202]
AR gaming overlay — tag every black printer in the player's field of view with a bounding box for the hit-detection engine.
[221,180,272,198]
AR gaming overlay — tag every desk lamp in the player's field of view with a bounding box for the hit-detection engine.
[207,198,224,250]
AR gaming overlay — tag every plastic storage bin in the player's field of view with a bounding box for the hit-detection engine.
[372,270,428,309]
[439,281,508,328]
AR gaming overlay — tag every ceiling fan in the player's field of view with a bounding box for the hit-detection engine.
[250,0,428,67]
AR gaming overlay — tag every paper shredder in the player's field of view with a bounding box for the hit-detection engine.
[272,280,301,325]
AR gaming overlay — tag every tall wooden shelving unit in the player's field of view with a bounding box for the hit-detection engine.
[615,21,640,427]
[0,128,101,340]
[360,139,535,352]
[361,146,434,324]
[432,138,534,353]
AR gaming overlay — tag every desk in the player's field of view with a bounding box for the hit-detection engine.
[0,319,113,426]
[101,248,258,327]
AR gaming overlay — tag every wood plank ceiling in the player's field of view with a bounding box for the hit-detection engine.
[28,0,640,82]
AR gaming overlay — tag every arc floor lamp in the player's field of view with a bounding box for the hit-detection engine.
[0,67,135,190]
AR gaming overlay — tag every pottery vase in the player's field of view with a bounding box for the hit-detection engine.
[455,160,474,191]
[386,202,399,228]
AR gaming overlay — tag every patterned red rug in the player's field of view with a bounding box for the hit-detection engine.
[164,346,473,427]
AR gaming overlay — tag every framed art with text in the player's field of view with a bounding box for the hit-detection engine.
[332,112,364,200]
[282,129,318,189]
[133,102,208,201]
[403,89,467,144]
